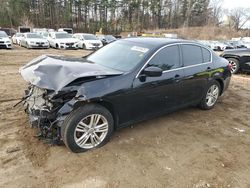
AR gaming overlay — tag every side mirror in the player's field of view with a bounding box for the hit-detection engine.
[143,66,163,77]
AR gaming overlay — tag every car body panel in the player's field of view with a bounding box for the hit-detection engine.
[221,49,250,72]
[19,38,231,142]
[48,32,78,49]
[20,33,49,49]
[0,31,12,49]
[73,33,103,49]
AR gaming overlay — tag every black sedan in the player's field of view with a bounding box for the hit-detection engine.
[221,48,250,74]
[19,38,231,153]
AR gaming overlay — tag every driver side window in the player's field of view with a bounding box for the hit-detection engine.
[148,45,180,71]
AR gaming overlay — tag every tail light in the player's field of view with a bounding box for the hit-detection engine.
[227,63,232,70]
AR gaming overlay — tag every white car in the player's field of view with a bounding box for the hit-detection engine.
[12,33,23,45]
[20,33,49,49]
[0,31,12,49]
[48,32,78,49]
[73,33,103,50]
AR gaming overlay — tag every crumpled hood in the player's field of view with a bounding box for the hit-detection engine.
[20,55,123,91]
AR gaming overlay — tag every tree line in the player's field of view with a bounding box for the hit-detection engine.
[0,0,249,34]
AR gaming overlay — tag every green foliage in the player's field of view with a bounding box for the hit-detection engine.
[0,0,212,33]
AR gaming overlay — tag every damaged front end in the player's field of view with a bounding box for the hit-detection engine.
[23,85,77,143]
[18,55,122,144]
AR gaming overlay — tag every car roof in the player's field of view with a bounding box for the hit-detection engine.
[123,37,199,48]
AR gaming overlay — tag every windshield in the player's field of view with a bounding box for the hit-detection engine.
[42,32,48,37]
[87,41,151,72]
[55,33,71,39]
[106,35,116,41]
[27,33,42,39]
[16,33,22,37]
[0,32,8,37]
[83,34,97,40]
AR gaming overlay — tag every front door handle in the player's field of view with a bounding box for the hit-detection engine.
[175,74,180,78]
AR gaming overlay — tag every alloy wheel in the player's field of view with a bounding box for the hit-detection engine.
[229,60,237,73]
[206,84,219,107]
[74,114,109,149]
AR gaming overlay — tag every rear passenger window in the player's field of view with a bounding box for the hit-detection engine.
[202,48,211,62]
[148,45,180,71]
[182,45,203,66]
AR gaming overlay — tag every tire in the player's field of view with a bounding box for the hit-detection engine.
[82,43,86,50]
[199,81,221,110]
[56,43,59,49]
[228,58,240,74]
[61,104,114,153]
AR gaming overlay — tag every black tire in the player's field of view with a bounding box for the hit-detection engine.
[82,43,86,50]
[61,104,114,153]
[56,43,59,49]
[199,81,221,110]
[228,58,240,74]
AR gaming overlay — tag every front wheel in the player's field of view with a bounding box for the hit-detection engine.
[199,81,221,110]
[61,104,114,153]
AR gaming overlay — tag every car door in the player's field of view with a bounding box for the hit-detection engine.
[129,45,185,121]
[181,44,214,105]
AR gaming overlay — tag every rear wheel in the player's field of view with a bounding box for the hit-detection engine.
[199,81,221,110]
[61,104,114,153]
[228,58,240,74]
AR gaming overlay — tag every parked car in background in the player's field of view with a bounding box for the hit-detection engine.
[97,35,116,45]
[19,38,231,153]
[221,48,250,74]
[20,33,49,49]
[48,32,78,49]
[73,33,103,50]
[228,41,247,49]
[210,41,233,51]
[58,28,73,34]
[0,31,12,49]
[12,33,23,45]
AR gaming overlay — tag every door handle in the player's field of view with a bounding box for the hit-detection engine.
[175,74,181,82]
[207,67,211,70]
[175,74,180,78]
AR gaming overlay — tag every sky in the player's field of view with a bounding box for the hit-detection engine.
[222,0,250,10]
[221,0,250,28]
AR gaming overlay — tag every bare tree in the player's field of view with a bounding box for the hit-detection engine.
[210,0,223,26]
[230,8,250,31]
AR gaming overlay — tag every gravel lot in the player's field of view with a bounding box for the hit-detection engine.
[0,46,250,188]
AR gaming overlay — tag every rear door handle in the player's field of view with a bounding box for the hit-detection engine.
[175,74,182,82]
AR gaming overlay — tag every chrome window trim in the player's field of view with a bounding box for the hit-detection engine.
[136,42,213,78]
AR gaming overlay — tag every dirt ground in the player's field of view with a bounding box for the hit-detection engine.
[0,46,250,188]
